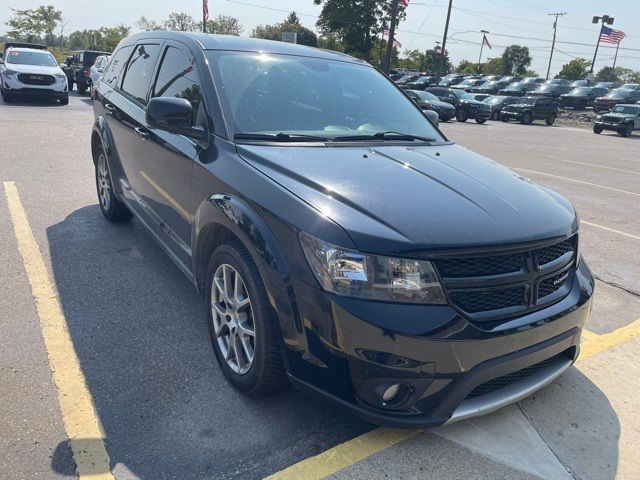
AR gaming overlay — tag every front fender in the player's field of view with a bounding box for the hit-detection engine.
[192,193,289,291]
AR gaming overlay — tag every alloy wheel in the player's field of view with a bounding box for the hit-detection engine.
[97,153,112,211]
[211,264,256,375]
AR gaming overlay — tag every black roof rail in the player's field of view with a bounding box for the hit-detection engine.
[3,42,48,53]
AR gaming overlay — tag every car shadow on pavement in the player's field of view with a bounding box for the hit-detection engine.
[46,205,371,480]
[1,96,65,107]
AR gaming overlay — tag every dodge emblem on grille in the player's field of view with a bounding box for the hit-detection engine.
[553,272,569,285]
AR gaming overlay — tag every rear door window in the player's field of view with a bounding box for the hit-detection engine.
[103,46,134,89]
[121,44,161,106]
[152,45,205,127]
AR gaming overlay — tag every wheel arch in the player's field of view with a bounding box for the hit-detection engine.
[193,194,289,295]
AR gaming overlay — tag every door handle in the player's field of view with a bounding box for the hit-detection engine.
[104,103,115,115]
[134,127,149,140]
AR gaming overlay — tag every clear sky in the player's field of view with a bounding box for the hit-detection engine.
[2,0,639,76]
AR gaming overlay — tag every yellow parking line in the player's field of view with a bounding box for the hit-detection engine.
[3,181,114,480]
[263,428,420,480]
[581,221,640,241]
[264,323,640,480]
[513,167,640,197]
[578,318,640,362]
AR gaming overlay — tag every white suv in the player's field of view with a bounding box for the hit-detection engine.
[0,43,69,105]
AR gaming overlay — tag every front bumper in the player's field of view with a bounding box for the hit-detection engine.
[467,108,492,120]
[2,75,68,97]
[281,259,594,428]
[595,121,623,131]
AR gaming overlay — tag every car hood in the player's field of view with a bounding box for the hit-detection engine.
[237,143,576,254]
[4,64,63,75]
[428,100,455,109]
[601,113,634,120]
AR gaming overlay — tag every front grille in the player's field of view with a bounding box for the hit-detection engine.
[450,286,524,313]
[600,115,620,123]
[17,73,55,86]
[466,354,562,399]
[436,236,576,320]
[437,253,523,277]
[535,239,573,267]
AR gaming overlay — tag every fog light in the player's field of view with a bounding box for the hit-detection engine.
[382,384,400,403]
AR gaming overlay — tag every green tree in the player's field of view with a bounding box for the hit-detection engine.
[34,5,62,46]
[397,49,424,71]
[164,12,196,31]
[137,16,165,31]
[99,25,130,51]
[206,15,243,35]
[524,69,539,77]
[457,59,474,73]
[501,45,531,75]
[67,25,129,51]
[557,58,591,80]
[481,57,505,74]
[286,12,301,25]
[5,8,45,42]
[318,33,345,53]
[313,0,406,61]
[252,13,318,47]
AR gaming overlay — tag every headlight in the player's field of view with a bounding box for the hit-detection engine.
[596,115,601,120]
[2,69,18,77]
[55,73,67,80]
[300,232,446,304]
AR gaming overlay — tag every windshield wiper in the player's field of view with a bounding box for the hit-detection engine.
[234,132,330,142]
[332,131,437,142]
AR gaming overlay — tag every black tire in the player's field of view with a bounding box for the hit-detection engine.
[500,113,508,122]
[59,96,69,106]
[578,101,587,110]
[206,242,286,396]
[475,118,487,124]
[68,80,74,91]
[456,108,469,122]
[618,123,633,138]
[94,145,133,222]
[545,112,556,126]
[2,91,12,103]
[491,111,500,121]
[521,111,533,124]
[593,124,603,134]
[78,84,87,95]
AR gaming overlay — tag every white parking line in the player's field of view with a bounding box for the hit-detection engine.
[548,157,640,176]
[513,168,640,197]
[582,221,640,241]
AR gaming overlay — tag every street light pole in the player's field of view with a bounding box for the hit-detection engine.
[436,0,453,81]
[546,12,566,80]
[477,30,489,74]
[590,15,614,75]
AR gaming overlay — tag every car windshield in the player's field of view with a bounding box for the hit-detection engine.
[484,96,506,104]
[208,52,443,141]
[621,84,639,89]
[570,87,590,94]
[607,90,628,99]
[611,105,639,114]
[505,83,522,90]
[517,98,537,105]
[535,85,554,92]
[453,90,474,100]
[6,50,57,67]
[414,90,439,101]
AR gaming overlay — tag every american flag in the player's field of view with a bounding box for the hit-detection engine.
[203,0,209,22]
[599,25,626,44]
[382,22,402,48]
[400,0,409,6]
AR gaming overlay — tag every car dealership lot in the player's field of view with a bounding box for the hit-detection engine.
[1,95,639,479]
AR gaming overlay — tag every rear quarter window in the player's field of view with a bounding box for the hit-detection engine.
[121,44,161,106]
[103,46,134,89]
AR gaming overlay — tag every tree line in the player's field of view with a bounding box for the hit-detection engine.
[3,2,639,82]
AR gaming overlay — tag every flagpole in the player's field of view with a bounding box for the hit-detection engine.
[203,0,207,33]
[383,0,400,75]
[612,41,620,70]
[477,30,488,74]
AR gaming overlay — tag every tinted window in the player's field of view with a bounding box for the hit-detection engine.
[6,50,57,67]
[152,46,205,127]
[208,51,443,140]
[121,44,161,106]
[103,46,134,88]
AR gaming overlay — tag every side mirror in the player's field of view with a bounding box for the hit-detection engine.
[146,97,206,140]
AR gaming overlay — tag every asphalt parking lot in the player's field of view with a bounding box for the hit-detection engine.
[1,93,639,480]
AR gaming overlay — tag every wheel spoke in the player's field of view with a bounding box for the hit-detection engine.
[223,266,233,303]
[235,297,251,311]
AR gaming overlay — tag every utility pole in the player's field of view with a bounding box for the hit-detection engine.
[383,0,400,75]
[546,12,566,80]
[590,14,614,75]
[477,29,489,74]
[435,0,453,81]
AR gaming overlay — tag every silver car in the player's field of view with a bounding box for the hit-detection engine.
[89,55,110,98]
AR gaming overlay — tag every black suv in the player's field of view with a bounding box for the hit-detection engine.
[559,86,609,110]
[531,84,573,98]
[63,50,110,93]
[501,97,559,125]
[91,32,593,428]
[425,87,492,123]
